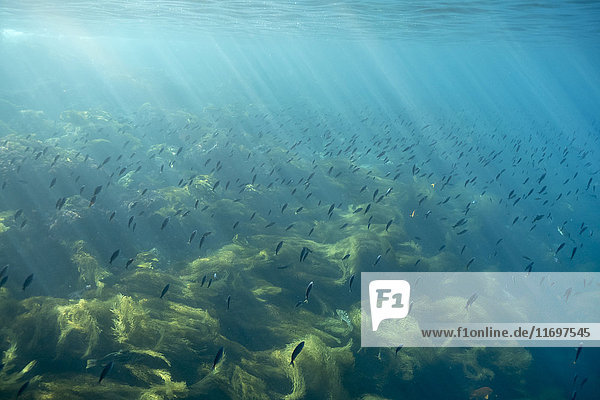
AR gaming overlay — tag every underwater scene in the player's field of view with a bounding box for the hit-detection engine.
[0,1,599,399]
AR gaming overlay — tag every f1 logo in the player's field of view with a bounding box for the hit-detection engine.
[369,280,411,331]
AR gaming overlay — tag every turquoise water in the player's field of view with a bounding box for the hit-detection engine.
[0,1,599,399]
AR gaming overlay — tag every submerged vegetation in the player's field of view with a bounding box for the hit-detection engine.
[1,96,595,399]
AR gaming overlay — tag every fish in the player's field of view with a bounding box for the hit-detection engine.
[226,295,231,310]
[395,345,403,357]
[452,218,467,228]
[276,241,284,255]
[109,249,120,265]
[300,247,312,262]
[98,361,113,383]
[374,254,382,266]
[570,247,577,260]
[212,346,224,370]
[109,211,116,222]
[188,230,197,244]
[125,258,134,269]
[98,156,111,169]
[160,283,170,299]
[16,381,30,398]
[349,274,355,292]
[0,275,7,288]
[372,189,379,201]
[465,293,478,310]
[49,177,56,188]
[93,185,103,196]
[385,219,393,232]
[290,341,305,366]
[161,217,170,230]
[22,273,34,290]
[574,344,582,364]
[200,275,206,287]
[466,258,475,270]
[342,254,350,261]
[304,281,314,302]
[525,261,534,273]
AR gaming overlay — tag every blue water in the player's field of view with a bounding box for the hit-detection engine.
[0,1,599,399]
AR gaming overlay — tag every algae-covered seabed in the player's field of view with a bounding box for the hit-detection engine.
[0,100,587,400]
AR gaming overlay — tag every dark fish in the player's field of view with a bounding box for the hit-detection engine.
[373,254,382,266]
[14,209,23,220]
[555,242,565,255]
[188,230,197,244]
[342,254,350,261]
[109,249,120,265]
[385,219,393,232]
[207,278,212,288]
[160,284,170,299]
[525,261,534,273]
[212,180,220,191]
[265,222,275,228]
[574,344,582,364]
[212,346,224,370]
[125,258,134,269]
[49,177,56,188]
[200,275,206,287]
[372,189,379,201]
[281,203,288,214]
[456,229,468,235]
[226,295,231,310]
[299,247,312,262]
[98,156,111,169]
[570,247,577,260]
[277,265,290,269]
[16,381,29,398]
[128,216,134,228]
[349,274,355,292]
[466,258,475,270]
[353,207,363,214]
[0,275,7,288]
[22,273,34,291]
[93,185,103,196]
[109,211,116,222]
[98,361,113,383]
[364,204,371,214]
[290,341,305,366]
[308,227,314,236]
[161,217,170,230]
[395,345,403,356]
[276,241,284,255]
[305,281,314,302]
[452,218,467,228]
[89,195,96,207]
